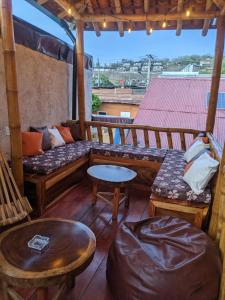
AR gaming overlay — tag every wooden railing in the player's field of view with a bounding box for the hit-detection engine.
[85,121,202,151]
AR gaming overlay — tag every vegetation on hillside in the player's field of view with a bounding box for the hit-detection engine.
[92,74,114,88]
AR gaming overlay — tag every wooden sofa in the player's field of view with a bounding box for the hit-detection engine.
[24,120,223,226]
[24,141,90,215]
[149,134,223,228]
[86,121,202,189]
[85,121,223,229]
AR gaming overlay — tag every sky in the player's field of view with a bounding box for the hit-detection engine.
[13,0,217,64]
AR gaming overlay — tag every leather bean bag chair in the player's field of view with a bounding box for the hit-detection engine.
[106,216,221,300]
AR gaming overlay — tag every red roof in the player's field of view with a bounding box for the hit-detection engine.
[133,77,225,148]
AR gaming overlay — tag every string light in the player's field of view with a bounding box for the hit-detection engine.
[186,9,190,17]
[128,22,132,33]
[68,8,72,15]
[162,21,167,28]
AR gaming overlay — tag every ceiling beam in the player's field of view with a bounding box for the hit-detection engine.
[57,10,68,18]
[114,0,124,37]
[37,0,48,4]
[202,0,213,36]
[78,1,88,14]
[144,0,151,35]
[212,0,225,15]
[220,4,225,15]
[54,0,81,20]
[212,0,223,9]
[87,0,101,37]
[82,11,219,23]
[176,0,184,36]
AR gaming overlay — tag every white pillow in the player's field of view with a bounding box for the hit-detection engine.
[184,140,210,163]
[48,128,65,149]
[183,152,219,195]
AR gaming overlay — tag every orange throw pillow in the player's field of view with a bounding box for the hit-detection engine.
[22,132,44,156]
[55,126,74,143]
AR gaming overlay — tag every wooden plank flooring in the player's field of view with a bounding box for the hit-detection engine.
[1,179,150,300]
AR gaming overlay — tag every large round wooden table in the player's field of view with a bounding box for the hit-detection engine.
[0,218,96,300]
[87,165,137,220]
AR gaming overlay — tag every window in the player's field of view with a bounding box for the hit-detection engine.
[207,92,225,109]
[97,111,107,115]
[120,112,131,118]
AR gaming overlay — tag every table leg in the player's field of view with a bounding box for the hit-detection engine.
[112,187,120,220]
[1,281,9,300]
[125,188,129,208]
[92,183,98,205]
[66,274,76,289]
[36,287,48,300]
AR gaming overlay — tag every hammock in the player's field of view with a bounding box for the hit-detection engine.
[0,151,32,226]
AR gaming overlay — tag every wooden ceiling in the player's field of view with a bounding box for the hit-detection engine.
[35,0,224,36]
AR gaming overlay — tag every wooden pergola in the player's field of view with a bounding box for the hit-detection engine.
[1,1,225,298]
[0,0,225,191]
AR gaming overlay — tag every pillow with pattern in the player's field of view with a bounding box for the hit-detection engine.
[183,152,219,195]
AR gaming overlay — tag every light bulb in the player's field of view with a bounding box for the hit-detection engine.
[103,21,106,28]
[186,10,190,17]
[162,21,167,28]
[68,8,72,15]
[128,27,131,33]
[149,28,153,34]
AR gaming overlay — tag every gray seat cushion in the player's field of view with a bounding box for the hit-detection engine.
[151,150,211,204]
[23,141,92,175]
[91,143,167,163]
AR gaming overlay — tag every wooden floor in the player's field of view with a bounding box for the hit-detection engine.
[15,179,150,300]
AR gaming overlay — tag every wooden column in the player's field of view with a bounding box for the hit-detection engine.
[206,17,225,133]
[76,21,86,139]
[0,0,23,193]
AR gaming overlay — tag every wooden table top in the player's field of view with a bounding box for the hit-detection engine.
[87,165,137,184]
[0,218,96,281]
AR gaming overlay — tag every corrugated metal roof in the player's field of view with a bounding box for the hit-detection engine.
[133,77,225,148]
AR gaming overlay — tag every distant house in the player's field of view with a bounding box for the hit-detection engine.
[130,66,139,72]
[93,88,143,118]
[133,77,225,148]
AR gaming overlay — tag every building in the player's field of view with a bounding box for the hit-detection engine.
[93,88,143,118]
[133,77,225,147]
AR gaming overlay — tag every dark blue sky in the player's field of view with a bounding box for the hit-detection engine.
[13,0,217,64]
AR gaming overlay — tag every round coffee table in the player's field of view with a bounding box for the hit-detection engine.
[87,165,137,220]
[0,218,96,300]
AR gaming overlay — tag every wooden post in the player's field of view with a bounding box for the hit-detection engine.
[206,17,225,133]
[76,21,86,139]
[0,0,24,193]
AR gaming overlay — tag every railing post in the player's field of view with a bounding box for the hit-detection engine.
[76,20,86,139]
[0,0,23,194]
[206,17,225,133]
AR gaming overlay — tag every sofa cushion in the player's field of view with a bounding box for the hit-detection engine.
[23,141,92,175]
[22,132,44,156]
[151,149,212,204]
[48,128,66,149]
[91,143,167,163]
[183,152,219,195]
[30,126,51,151]
[55,126,74,143]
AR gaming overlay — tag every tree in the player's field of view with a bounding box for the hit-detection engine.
[92,93,102,113]
[222,58,225,74]
[100,74,114,87]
